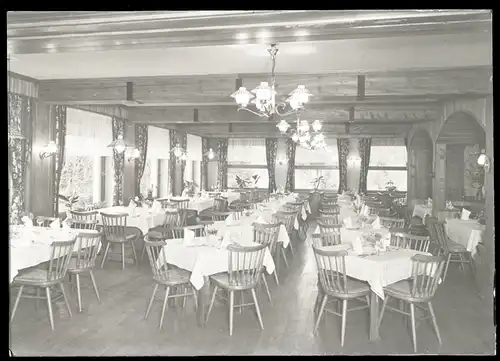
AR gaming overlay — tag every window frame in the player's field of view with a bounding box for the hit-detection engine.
[367,145,408,192]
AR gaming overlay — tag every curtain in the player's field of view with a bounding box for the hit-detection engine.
[265,138,278,193]
[358,138,372,194]
[285,138,296,193]
[216,138,228,190]
[180,132,188,186]
[8,93,34,225]
[134,124,148,196]
[53,106,67,216]
[169,130,177,195]
[337,138,350,194]
[201,137,209,191]
[112,118,125,205]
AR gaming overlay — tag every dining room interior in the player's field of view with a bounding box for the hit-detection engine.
[7,10,495,356]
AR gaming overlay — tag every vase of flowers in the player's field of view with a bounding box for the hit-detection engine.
[183,180,198,197]
[58,193,80,219]
[385,180,397,193]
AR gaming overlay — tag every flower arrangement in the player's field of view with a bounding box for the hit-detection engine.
[385,180,397,193]
[311,176,326,192]
[344,188,357,201]
[58,193,80,210]
[235,174,260,189]
[183,180,198,197]
[130,194,145,207]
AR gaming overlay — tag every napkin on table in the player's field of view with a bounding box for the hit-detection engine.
[50,218,60,229]
[128,199,137,209]
[427,198,433,207]
[461,208,471,220]
[352,236,364,255]
[225,213,235,225]
[21,216,33,228]
[446,201,455,210]
[183,228,196,245]
[343,217,353,228]
[371,216,381,229]
[363,205,371,217]
[62,219,72,229]
[254,216,268,224]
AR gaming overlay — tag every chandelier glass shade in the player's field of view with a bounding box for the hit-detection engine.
[278,117,326,150]
[107,133,128,153]
[230,45,312,118]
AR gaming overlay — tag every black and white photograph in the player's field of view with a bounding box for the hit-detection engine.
[7,10,494,356]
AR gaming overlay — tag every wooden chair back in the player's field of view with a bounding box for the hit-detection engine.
[275,210,297,234]
[317,222,342,243]
[171,224,207,239]
[70,219,98,231]
[170,199,190,209]
[163,209,180,228]
[214,197,228,211]
[156,199,170,209]
[178,208,197,227]
[73,231,102,269]
[319,208,340,216]
[253,223,280,254]
[426,217,450,255]
[312,247,353,295]
[211,211,234,222]
[70,210,98,221]
[144,237,170,282]
[318,215,339,225]
[379,216,406,229]
[227,243,267,288]
[409,254,445,301]
[391,232,431,252]
[45,239,77,282]
[100,212,127,242]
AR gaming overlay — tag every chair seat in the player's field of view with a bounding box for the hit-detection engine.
[154,268,192,286]
[209,272,258,291]
[447,240,467,253]
[67,258,93,273]
[384,280,430,302]
[13,268,56,286]
[106,232,137,243]
[325,278,370,299]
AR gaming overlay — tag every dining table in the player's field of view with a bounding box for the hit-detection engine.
[412,204,433,220]
[98,206,167,235]
[445,218,485,256]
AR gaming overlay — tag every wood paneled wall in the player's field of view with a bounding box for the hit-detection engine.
[445,144,466,200]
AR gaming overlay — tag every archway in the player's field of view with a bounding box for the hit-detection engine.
[408,129,433,201]
[436,111,486,207]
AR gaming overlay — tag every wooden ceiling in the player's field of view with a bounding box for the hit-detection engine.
[7,10,493,139]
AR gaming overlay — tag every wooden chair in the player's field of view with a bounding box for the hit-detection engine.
[206,243,267,336]
[317,222,342,241]
[143,237,197,329]
[210,211,234,222]
[10,239,76,330]
[378,254,445,352]
[69,219,98,231]
[319,209,340,218]
[318,215,339,225]
[170,199,190,209]
[67,232,102,312]
[379,216,406,229]
[213,197,228,212]
[391,232,431,252]
[275,210,297,257]
[229,203,246,213]
[156,199,171,209]
[170,224,207,239]
[312,231,341,247]
[426,217,474,281]
[142,209,180,260]
[287,201,309,238]
[253,222,280,289]
[35,216,59,227]
[370,207,393,217]
[178,209,197,227]
[100,213,139,270]
[69,210,98,221]
[312,247,370,346]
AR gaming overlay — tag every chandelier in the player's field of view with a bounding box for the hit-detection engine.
[282,117,326,150]
[230,44,312,118]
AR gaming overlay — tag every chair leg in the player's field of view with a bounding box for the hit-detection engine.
[378,295,390,331]
[145,283,159,320]
[442,253,452,281]
[427,301,442,345]
[76,274,82,312]
[121,244,125,270]
[229,290,234,336]
[130,239,138,266]
[205,285,218,324]
[458,253,465,271]
[281,246,289,268]
[261,275,273,306]
[313,294,328,334]
[192,286,198,310]
[10,285,24,325]
[89,270,101,303]
[59,282,72,318]
[100,242,111,268]
[35,288,40,310]
[159,286,170,330]
[341,299,348,347]
[45,287,55,331]
[251,288,264,330]
[288,237,295,257]
[409,303,417,352]
[273,268,280,286]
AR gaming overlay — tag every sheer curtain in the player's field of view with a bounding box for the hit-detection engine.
[217,138,229,190]
[147,126,170,197]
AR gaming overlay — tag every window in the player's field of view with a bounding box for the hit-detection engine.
[140,126,170,197]
[227,138,267,188]
[59,155,94,204]
[367,143,407,191]
[294,139,338,190]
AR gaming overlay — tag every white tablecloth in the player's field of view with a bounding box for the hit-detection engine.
[9,226,90,283]
[413,204,433,219]
[158,238,275,290]
[99,206,166,234]
[445,219,485,256]
[320,244,431,299]
[308,224,390,245]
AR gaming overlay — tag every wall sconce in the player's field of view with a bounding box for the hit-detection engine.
[477,149,491,173]
[127,148,141,162]
[205,148,216,160]
[277,157,287,165]
[39,141,58,159]
[107,133,130,153]
[171,144,184,158]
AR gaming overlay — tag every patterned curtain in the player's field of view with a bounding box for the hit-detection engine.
[134,124,148,196]
[180,132,188,186]
[337,138,350,194]
[112,118,125,206]
[216,138,229,190]
[201,137,209,191]
[358,138,372,194]
[169,130,177,195]
[52,106,67,216]
[8,93,34,225]
[285,138,296,193]
[265,138,278,193]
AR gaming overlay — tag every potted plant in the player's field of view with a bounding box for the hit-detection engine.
[183,180,198,197]
[58,193,80,219]
[385,180,397,193]
[252,174,260,188]
[309,175,326,219]
[235,175,250,189]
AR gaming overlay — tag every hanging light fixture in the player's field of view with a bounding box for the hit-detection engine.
[230,44,312,118]
[284,115,326,150]
[205,148,216,160]
[107,133,131,153]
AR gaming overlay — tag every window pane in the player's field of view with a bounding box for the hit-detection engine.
[227,168,269,188]
[369,146,407,167]
[140,159,154,197]
[60,156,94,204]
[367,170,407,191]
[295,139,338,166]
[295,169,339,190]
[227,138,267,165]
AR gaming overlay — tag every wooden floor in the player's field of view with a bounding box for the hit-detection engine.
[9,221,495,356]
